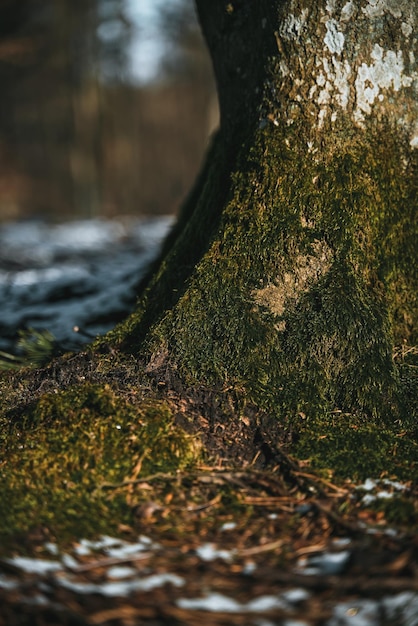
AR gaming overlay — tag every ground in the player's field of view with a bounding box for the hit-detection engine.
[0,348,417,625]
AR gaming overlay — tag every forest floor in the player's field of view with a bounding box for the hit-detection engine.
[0,452,417,625]
[1,363,417,626]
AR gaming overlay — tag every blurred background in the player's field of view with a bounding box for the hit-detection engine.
[0,0,218,223]
[0,0,219,359]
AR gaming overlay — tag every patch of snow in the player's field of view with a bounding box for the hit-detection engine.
[247,595,288,611]
[0,574,19,590]
[326,599,379,625]
[384,479,408,491]
[21,593,52,607]
[363,526,398,537]
[177,588,310,613]
[6,556,63,575]
[105,541,155,559]
[281,588,310,604]
[242,560,257,575]
[61,553,79,569]
[326,592,418,625]
[220,522,237,531]
[357,478,407,493]
[0,216,173,353]
[362,491,393,506]
[195,543,234,562]
[4,535,418,624]
[356,477,408,506]
[296,550,350,576]
[382,592,418,626]
[0,219,125,265]
[360,478,377,491]
[177,592,243,612]
[74,535,124,555]
[73,535,157,560]
[59,572,184,596]
[331,537,351,547]
[44,542,59,555]
[107,565,137,579]
[361,494,377,506]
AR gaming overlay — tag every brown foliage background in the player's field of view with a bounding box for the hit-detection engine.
[0,0,218,222]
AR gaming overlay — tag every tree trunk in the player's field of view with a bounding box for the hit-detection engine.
[112,0,417,422]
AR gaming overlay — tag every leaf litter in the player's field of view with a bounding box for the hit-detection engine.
[0,459,417,625]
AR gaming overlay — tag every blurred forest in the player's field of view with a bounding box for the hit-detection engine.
[0,0,218,222]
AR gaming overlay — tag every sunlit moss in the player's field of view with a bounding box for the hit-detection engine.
[0,384,201,545]
[92,116,418,484]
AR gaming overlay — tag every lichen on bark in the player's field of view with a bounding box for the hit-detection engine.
[271,0,418,143]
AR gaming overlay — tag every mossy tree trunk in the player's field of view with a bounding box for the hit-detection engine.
[114,0,417,421]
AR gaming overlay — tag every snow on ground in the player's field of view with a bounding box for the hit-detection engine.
[0,216,174,353]
[1,532,417,624]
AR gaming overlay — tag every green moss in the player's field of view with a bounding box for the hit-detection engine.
[0,384,200,547]
[292,411,418,482]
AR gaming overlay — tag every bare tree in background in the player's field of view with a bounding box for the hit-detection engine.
[158,0,218,131]
[0,0,131,219]
[0,0,218,221]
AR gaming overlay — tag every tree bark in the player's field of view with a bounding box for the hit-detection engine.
[113,0,417,421]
